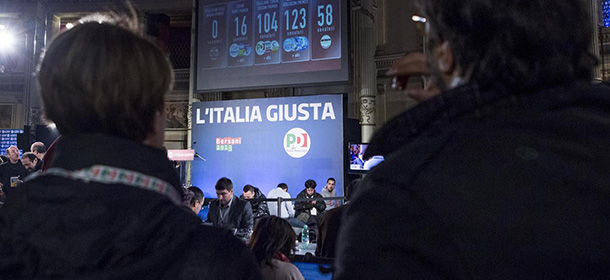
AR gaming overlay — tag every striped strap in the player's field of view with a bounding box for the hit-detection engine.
[26,165,182,205]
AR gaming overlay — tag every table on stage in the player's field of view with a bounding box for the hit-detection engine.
[295,242,317,256]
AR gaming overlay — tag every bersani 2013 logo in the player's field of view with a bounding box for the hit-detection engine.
[216,137,242,152]
[284,128,311,158]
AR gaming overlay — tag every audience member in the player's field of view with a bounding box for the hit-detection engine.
[30,141,46,171]
[335,0,610,279]
[320,177,338,210]
[20,152,39,177]
[182,185,195,207]
[0,146,27,196]
[240,184,270,221]
[188,186,204,214]
[0,11,262,279]
[315,178,360,258]
[295,179,326,226]
[249,216,304,280]
[40,136,59,172]
[207,177,254,241]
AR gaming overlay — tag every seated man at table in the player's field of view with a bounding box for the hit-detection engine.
[268,183,294,218]
[207,177,254,241]
[268,183,306,228]
[188,186,204,215]
[295,179,326,226]
[240,184,270,222]
[320,177,339,210]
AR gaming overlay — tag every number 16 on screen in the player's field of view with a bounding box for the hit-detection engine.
[228,1,254,67]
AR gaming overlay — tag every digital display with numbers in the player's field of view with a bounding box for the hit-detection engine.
[0,129,23,156]
[254,0,280,65]
[197,0,348,91]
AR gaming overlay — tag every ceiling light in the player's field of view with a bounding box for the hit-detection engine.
[412,15,426,23]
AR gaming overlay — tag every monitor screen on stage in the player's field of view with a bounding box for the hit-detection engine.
[348,143,383,173]
[196,0,349,91]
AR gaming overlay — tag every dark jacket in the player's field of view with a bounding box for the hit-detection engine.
[33,157,43,172]
[239,187,270,219]
[295,189,326,218]
[335,82,610,280]
[207,196,254,240]
[0,134,262,280]
[0,160,27,196]
[315,206,345,258]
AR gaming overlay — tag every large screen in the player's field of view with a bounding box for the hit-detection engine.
[191,94,344,198]
[196,0,349,91]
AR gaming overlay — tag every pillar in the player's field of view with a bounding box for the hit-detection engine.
[23,0,47,126]
[352,0,377,143]
[590,0,602,81]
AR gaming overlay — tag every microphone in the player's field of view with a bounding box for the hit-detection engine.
[194,152,206,161]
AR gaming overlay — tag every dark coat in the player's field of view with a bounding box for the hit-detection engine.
[0,160,27,196]
[294,189,326,218]
[0,134,262,280]
[315,205,345,258]
[207,196,254,240]
[239,186,270,219]
[335,82,610,280]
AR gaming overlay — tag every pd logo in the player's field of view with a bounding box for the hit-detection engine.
[284,128,311,158]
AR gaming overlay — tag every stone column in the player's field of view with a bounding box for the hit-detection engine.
[23,0,47,126]
[590,0,602,81]
[187,0,197,186]
[352,0,377,143]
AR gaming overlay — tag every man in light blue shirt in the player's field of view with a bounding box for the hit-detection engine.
[267,183,294,218]
[268,183,305,228]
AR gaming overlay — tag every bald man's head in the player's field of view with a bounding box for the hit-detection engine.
[30,142,47,160]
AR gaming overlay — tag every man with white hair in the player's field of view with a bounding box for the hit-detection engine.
[0,146,27,195]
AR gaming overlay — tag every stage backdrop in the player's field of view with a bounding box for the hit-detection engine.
[191,94,344,199]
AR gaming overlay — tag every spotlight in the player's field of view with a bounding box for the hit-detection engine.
[66,23,74,29]
[0,30,16,52]
[411,15,426,23]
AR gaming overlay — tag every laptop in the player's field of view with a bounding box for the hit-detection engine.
[292,255,333,280]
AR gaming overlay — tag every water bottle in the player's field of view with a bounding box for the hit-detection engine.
[301,224,310,249]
